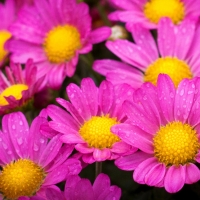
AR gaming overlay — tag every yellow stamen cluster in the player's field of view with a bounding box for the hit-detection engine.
[0,159,46,199]
[43,24,81,64]
[144,57,192,87]
[0,84,28,106]
[79,115,120,149]
[143,0,185,24]
[153,121,200,166]
[0,30,11,62]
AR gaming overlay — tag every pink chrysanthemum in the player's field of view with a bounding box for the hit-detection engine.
[47,78,137,164]
[44,173,121,200]
[6,0,111,89]
[0,59,45,115]
[0,112,82,199]
[108,0,200,30]
[0,0,15,67]
[112,74,200,193]
[93,18,200,89]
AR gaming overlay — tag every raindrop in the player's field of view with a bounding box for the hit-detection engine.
[19,121,23,126]
[7,151,12,155]
[70,93,74,98]
[33,143,39,151]
[192,84,195,88]
[12,125,16,130]
[180,89,184,96]
[188,90,193,95]
[2,143,7,150]
[17,138,23,145]
[40,138,45,144]
[177,110,181,116]
[170,92,174,98]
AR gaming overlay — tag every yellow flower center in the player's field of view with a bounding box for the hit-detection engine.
[0,84,28,106]
[43,25,81,64]
[143,0,185,24]
[0,30,12,62]
[79,115,120,149]
[0,159,46,199]
[144,57,192,87]
[153,121,200,166]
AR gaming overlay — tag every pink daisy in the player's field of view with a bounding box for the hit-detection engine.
[0,0,16,67]
[93,17,200,89]
[108,0,200,30]
[0,59,45,115]
[0,111,82,199]
[6,0,111,89]
[46,78,137,164]
[112,74,200,193]
[44,173,121,200]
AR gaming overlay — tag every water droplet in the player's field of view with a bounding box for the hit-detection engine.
[2,143,7,150]
[0,137,2,142]
[180,89,184,96]
[177,110,181,116]
[170,92,174,98]
[7,151,12,155]
[17,137,23,145]
[188,90,193,95]
[70,93,74,98]
[40,138,45,144]
[192,84,195,88]
[33,143,39,151]
[12,125,16,130]
[143,96,147,100]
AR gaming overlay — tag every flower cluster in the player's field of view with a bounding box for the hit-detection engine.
[0,0,200,199]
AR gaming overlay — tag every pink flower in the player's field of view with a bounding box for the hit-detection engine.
[46,78,137,164]
[44,173,121,200]
[0,59,45,115]
[6,0,111,89]
[108,0,200,30]
[0,0,16,67]
[93,18,200,89]
[0,112,82,199]
[112,74,200,193]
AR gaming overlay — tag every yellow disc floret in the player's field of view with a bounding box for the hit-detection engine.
[144,57,192,87]
[0,84,28,106]
[0,30,11,62]
[43,24,81,64]
[144,0,185,24]
[79,115,120,149]
[0,159,46,199]
[153,121,200,166]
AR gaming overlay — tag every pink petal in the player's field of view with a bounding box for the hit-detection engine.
[80,78,98,116]
[157,74,175,122]
[75,143,94,153]
[174,79,195,123]
[89,26,111,44]
[93,148,111,161]
[184,163,200,184]
[115,151,152,171]
[106,40,150,70]
[99,80,114,114]
[3,112,29,158]
[112,123,153,154]
[164,165,185,193]
[134,157,159,184]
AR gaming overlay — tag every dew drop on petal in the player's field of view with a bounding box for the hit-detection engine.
[33,143,39,151]
[12,125,16,130]
[19,120,23,126]
[180,89,184,96]
[17,137,23,145]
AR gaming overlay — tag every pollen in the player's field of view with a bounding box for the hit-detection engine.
[0,84,28,106]
[0,159,46,199]
[0,30,11,62]
[153,121,200,166]
[43,24,81,64]
[79,115,120,149]
[143,0,185,24]
[144,57,192,87]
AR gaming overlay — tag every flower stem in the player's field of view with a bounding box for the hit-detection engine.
[95,162,102,177]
